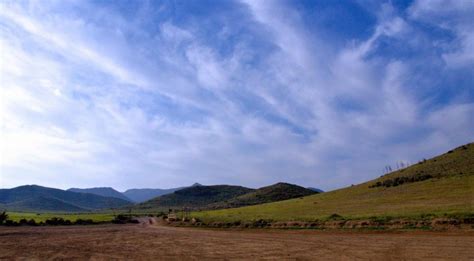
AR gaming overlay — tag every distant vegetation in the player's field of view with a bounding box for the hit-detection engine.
[0,210,164,226]
[5,212,117,223]
[0,211,101,226]
[137,183,317,211]
[0,211,7,224]
[369,174,433,188]
[138,185,254,210]
[207,183,317,209]
[191,143,474,223]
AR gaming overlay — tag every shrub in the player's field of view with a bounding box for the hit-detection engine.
[45,217,72,226]
[112,214,137,224]
[0,211,8,225]
[328,213,344,220]
[369,174,433,188]
[27,219,38,226]
[74,219,95,225]
[252,219,268,228]
[4,220,19,226]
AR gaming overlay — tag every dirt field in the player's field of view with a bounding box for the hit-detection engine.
[0,223,473,260]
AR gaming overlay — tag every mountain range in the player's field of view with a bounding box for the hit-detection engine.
[0,182,320,212]
[137,182,318,210]
[123,183,202,203]
[0,185,131,212]
[68,187,132,202]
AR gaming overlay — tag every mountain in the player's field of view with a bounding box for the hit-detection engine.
[123,187,184,203]
[208,183,318,209]
[307,187,324,193]
[68,187,131,202]
[0,185,131,212]
[5,196,86,212]
[138,182,319,210]
[138,185,255,210]
[193,142,474,222]
[123,183,202,203]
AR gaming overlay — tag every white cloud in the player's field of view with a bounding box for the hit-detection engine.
[0,0,472,191]
[409,0,474,67]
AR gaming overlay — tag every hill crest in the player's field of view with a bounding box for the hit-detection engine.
[0,185,131,212]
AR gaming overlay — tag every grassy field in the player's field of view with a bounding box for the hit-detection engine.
[193,143,474,222]
[6,212,117,223]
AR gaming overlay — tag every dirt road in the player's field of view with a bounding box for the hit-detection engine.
[0,223,473,260]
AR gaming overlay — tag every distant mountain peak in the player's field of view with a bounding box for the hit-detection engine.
[191,183,202,187]
[0,185,131,212]
[67,187,131,202]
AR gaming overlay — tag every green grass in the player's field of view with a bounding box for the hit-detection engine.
[6,212,117,222]
[192,143,474,223]
[5,209,166,223]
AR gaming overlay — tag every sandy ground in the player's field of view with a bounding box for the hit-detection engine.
[0,223,473,260]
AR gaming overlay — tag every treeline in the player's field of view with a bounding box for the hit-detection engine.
[0,212,100,226]
[0,211,153,226]
[369,174,433,188]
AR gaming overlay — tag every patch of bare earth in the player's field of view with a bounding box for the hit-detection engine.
[0,224,473,260]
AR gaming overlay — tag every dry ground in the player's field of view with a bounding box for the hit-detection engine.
[0,223,473,260]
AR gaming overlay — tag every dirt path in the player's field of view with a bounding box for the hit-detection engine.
[0,223,473,260]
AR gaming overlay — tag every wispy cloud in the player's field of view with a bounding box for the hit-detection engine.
[1,0,472,191]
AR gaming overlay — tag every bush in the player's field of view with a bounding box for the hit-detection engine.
[112,214,136,224]
[0,211,8,225]
[27,219,38,226]
[252,219,269,228]
[4,220,19,226]
[19,218,28,226]
[369,174,433,188]
[328,213,344,220]
[45,217,72,226]
[74,219,96,225]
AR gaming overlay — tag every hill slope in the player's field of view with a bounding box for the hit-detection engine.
[138,185,255,209]
[123,184,199,203]
[0,185,131,212]
[193,142,474,222]
[5,196,86,212]
[68,187,131,202]
[207,183,317,209]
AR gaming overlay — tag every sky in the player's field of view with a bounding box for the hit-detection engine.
[0,0,473,191]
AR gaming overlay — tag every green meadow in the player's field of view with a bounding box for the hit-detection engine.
[6,212,117,223]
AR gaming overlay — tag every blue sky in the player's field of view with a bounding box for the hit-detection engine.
[0,0,473,191]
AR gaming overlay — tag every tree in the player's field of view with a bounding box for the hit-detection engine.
[0,211,8,225]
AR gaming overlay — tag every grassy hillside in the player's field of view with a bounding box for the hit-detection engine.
[68,187,132,202]
[207,183,317,209]
[0,185,131,212]
[193,143,474,222]
[5,196,85,212]
[138,185,254,210]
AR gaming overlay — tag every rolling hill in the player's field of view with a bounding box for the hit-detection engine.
[123,183,200,203]
[193,142,474,222]
[207,183,317,209]
[68,187,131,202]
[138,183,318,210]
[0,185,132,212]
[67,187,132,202]
[138,185,254,210]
